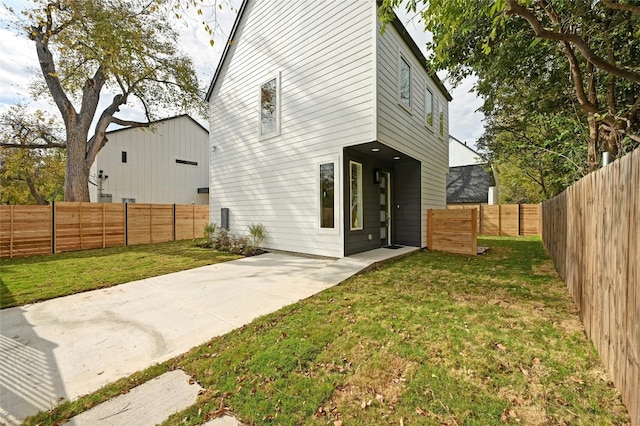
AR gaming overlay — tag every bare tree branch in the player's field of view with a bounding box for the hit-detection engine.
[601,0,640,16]
[506,0,640,85]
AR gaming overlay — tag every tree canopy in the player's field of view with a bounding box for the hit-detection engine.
[0,106,65,204]
[380,0,640,198]
[3,0,205,201]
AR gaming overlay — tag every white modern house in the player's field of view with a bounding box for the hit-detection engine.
[207,0,451,257]
[447,136,499,205]
[90,115,209,205]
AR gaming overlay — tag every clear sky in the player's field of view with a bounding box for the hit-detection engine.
[0,1,484,146]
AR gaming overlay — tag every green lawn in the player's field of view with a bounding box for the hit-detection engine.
[24,237,629,425]
[0,240,240,308]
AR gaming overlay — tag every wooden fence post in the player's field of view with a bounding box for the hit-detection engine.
[149,204,153,244]
[102,203,106,248]
[51,201,56,254]
[173,204,176,242]
[9,205,14,258]
[427,209,433,250]
[79,203,84,249]
[471,208,478,255]
[125,203,129,246]
[516,204,521,236]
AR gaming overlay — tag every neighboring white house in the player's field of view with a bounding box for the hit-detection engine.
[206,0,451,257]
[447,136,499,205]
[449,135,485,167]
[89,115,209,205]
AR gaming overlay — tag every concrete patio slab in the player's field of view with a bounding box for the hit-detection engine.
[0,247,419,425]
[66,370,201,426]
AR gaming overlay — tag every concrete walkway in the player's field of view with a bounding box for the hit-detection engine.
[0,246,418,425]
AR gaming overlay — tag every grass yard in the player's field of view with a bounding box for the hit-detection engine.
[0,240,240,308]
[24,237,630,425]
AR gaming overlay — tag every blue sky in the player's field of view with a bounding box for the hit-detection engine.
[0,1,484,145]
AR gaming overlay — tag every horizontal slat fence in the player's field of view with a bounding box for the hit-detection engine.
[542,148,639,426]
[0,205,52,258]
[427,208,478,256]
[447,203,540,236]
[0,202,209,258]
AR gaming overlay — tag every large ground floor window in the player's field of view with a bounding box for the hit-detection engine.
[350,161,363,230]
[319,162,335,229]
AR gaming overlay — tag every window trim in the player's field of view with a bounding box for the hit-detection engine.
[425,87,434,128]
[398,55,411,111]
[258,71,281,140]
[349,160,363,231]
[318,159,340,235]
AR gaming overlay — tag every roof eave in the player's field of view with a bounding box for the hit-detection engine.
[387,14,452,102]
[205,0,250,102]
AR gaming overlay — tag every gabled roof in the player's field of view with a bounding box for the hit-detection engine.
[449,135,485,160]
[205,0,452,102]
[105,114,209,136]
[447,164,495,204]
[205,0,249,102]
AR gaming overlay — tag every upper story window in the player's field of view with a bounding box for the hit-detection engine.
[260,72,280,139]
[121,151,127,163]
[399,57,411,109]
[440,111,445,137]
[425,88,433,126]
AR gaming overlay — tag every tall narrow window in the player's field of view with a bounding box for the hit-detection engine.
[260,74,279,138]
[350,161,363,231]
[399,57,411,108]
[425,88,433,126]
[319,162,335,229]
[439,111,444,136]
[121,151,127,163]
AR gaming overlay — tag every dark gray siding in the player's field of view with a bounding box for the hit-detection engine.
[343,147,421,255]
[344,151,389,255]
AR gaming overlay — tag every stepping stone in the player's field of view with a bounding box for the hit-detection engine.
[202,415,241,425]
[66,370,201,426]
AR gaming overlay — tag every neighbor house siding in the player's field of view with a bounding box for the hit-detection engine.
[209,0,376,257]
[449,136,484,167]
[90,115,209,204]
[375,21,449,247]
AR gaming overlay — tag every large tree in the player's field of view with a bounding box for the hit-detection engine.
[379,0,640,172]
[4,0,203,201]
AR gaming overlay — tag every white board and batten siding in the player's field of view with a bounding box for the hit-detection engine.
[209,0,376,257]
[375,21,450,247]
[91,115,209,205]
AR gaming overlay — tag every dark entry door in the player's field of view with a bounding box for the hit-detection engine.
[380,171,391,246]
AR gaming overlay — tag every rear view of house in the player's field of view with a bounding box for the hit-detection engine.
[207,0,451,257]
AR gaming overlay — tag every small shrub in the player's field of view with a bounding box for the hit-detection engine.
[203,224,267,257]
[248,223,267,248]
[203,223,218,248]
[214,228,232,252]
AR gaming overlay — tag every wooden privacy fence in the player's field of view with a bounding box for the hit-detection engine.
[447,203,540,236]
[427,208,478,255]
[0,202,209,258]
[541,148,639,426]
